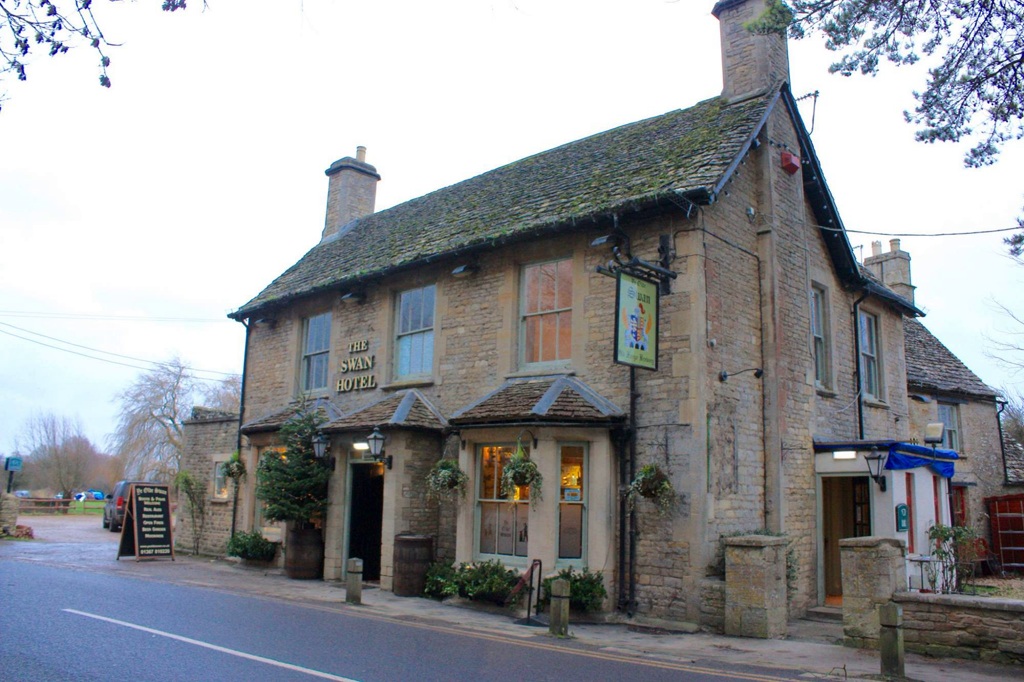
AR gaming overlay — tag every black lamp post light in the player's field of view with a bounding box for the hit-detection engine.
[864,450,887,492]
[367,427,392,470]
[312,432,335,471]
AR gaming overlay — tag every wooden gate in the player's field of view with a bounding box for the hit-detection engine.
[986,493,1024,572]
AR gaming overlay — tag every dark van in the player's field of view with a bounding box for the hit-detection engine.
[103,480,150,532]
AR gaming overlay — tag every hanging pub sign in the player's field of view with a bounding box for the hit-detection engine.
[614,271,659,370]
[116,483,175,562]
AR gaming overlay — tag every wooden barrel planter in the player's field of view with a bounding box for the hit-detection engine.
[392,534,434,596]
[285,526,324,580]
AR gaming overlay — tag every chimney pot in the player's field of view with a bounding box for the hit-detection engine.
[871,241,882,257]
[889,238,901,253]
[322,146,380,242]
[713,0,791,100]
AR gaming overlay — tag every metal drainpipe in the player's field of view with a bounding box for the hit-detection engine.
[852,292,869,440]
[997,399,1009,485]
[616,428,628,611]
[628,366,638,615]
[231,319,251,539]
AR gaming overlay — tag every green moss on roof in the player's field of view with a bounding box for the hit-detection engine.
[233,91,773,318]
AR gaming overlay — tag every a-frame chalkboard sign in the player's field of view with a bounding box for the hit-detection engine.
[116,483,175,561]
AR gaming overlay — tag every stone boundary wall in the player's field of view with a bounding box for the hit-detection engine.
[699,577,726,632]
[893,592,1024,665]
[0,492,19,533]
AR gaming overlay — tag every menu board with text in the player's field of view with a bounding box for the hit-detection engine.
[116,484,175,561]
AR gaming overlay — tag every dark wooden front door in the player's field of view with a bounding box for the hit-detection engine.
[822,476,871,598]
[348,463,384,581]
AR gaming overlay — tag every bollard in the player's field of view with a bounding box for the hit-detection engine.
[347,558,363,605]
[879,602,905,679]
[549,578,570,637]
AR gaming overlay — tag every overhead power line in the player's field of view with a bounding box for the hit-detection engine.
[0,310,230,323]
[0,322,238,379]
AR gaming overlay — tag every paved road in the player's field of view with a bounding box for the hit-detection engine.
[2,515,1015,682]
[1,561,805,681]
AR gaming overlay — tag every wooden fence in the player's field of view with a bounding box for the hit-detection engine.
[17,498,106,515]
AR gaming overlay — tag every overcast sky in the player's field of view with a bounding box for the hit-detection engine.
[2,0,1022,456]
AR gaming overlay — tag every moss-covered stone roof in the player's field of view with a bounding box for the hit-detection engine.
[232,92,773,319]
[323,389,447,433]
[904,318,995,399]
[450,375,624,426]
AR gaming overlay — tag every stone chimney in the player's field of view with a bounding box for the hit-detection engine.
[322,146,381,242]
[864,238,916,304]
[712,0,791,101]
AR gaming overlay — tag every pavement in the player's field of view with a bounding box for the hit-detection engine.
[2,515,1018,681]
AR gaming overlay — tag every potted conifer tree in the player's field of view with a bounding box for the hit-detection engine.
[255,401,331,579]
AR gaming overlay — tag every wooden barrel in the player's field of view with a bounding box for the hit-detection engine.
[392,534,434,596]
[285,526,324,580]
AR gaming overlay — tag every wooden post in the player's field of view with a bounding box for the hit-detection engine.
[879,601,905,679]
[347,558,363,605]
[549,578,570,637]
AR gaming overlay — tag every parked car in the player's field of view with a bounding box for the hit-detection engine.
[14,490,30,498]
[103,480,150,532]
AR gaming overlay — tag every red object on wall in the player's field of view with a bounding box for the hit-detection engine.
[780,151,801,175]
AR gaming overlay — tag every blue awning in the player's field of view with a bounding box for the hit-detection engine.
[813,439,958,478]
[885,442,958,479]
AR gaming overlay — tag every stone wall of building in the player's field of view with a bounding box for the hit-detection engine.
[178,411,239,557]
[235,83,928,622]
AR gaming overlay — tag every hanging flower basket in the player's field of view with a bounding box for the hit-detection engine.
[426,458,469,503]
[500,441,543,502]
[626,464,674,516]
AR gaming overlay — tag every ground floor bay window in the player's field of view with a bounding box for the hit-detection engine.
[454,429,614,597]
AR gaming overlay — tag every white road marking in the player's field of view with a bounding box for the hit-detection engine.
[63,609,360,681]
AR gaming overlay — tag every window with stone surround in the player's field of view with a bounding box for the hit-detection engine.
[858,310,883,401]
[810,284,831,389]
[301,312,331,392]
[213,461,229,500]
[520,258,572,367]
[395,284,435,379]
[937,402,960,451]
[476,444,529,560]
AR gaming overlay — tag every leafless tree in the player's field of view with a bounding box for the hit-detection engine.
[0,1,196,110]
[987,299,1024,377]
[109,356,239,483]
[198,373,241,413]
[16,413,103,498]
[1003,388,1024,445]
